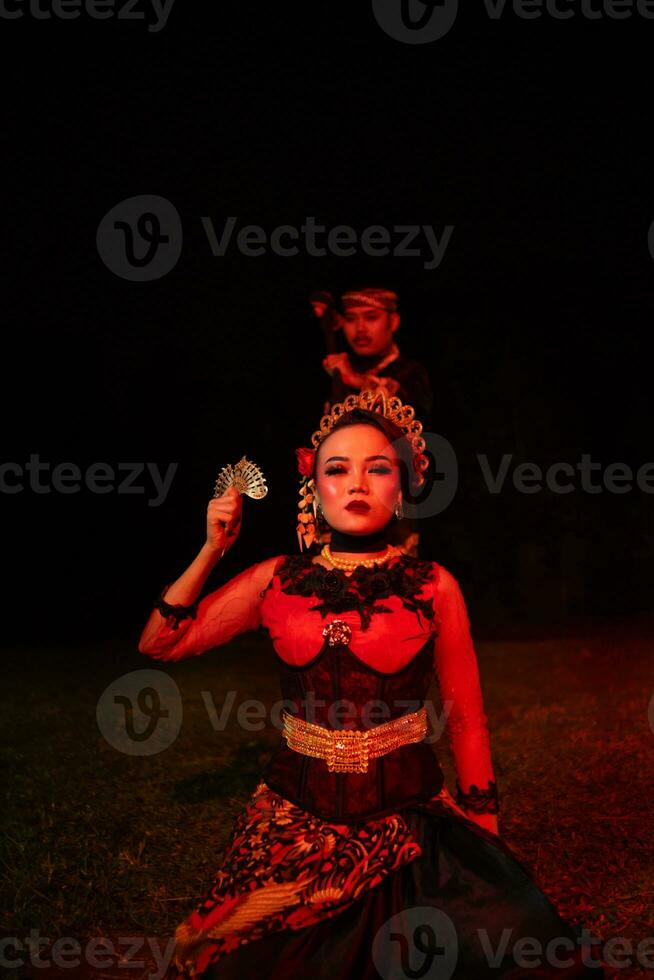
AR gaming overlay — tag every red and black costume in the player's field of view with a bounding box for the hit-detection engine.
[143,552,604,979]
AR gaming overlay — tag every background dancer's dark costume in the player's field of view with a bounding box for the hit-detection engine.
[324,340,434,430]
[142,551,604,979]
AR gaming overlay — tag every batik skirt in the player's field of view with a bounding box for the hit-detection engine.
[167,781,606,979]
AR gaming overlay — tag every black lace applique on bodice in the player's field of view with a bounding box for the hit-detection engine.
[273,552,437,632]
[259,552,444,822]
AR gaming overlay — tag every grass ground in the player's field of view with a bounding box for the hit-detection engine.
[2,616,653,978]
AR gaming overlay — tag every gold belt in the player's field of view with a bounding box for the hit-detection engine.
[281,705,428,773]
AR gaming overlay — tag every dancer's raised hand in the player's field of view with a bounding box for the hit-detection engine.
[206,485,242,557]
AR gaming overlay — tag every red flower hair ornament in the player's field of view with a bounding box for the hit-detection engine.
[295,447,316,478]
[295,447,321,552]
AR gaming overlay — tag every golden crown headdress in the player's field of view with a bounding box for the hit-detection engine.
[295,389,429,551]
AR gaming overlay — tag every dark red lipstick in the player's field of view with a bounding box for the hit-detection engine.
[345,500,371,512]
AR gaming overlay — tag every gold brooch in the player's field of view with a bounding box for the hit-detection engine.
[322,620,352,647]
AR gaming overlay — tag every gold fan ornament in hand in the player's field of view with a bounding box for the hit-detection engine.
[213,455,269,500]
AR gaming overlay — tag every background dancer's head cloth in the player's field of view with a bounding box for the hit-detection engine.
[340,287,399,313]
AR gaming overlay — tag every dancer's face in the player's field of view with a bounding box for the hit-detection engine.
[341,304,399,358]
[314,424,402,535]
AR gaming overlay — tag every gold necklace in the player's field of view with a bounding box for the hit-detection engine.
[320,543,397,573]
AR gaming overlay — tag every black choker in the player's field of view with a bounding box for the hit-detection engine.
[328,528,390,554]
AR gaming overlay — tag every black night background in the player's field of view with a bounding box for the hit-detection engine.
[2,3,653,978]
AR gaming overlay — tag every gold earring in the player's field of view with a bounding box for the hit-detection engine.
[394,499,404,519]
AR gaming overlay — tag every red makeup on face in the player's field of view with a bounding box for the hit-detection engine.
[315,424,401,536]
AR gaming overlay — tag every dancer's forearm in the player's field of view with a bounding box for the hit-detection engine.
[160,542,224,605]
[138,542,223,652]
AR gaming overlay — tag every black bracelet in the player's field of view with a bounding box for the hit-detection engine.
[455,779,500,815]
[154,586,199,631]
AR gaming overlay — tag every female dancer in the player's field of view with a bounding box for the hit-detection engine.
[139,391,605,979]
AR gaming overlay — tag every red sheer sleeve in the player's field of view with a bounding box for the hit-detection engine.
[433,565,499,815]
[138,555,284,663]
